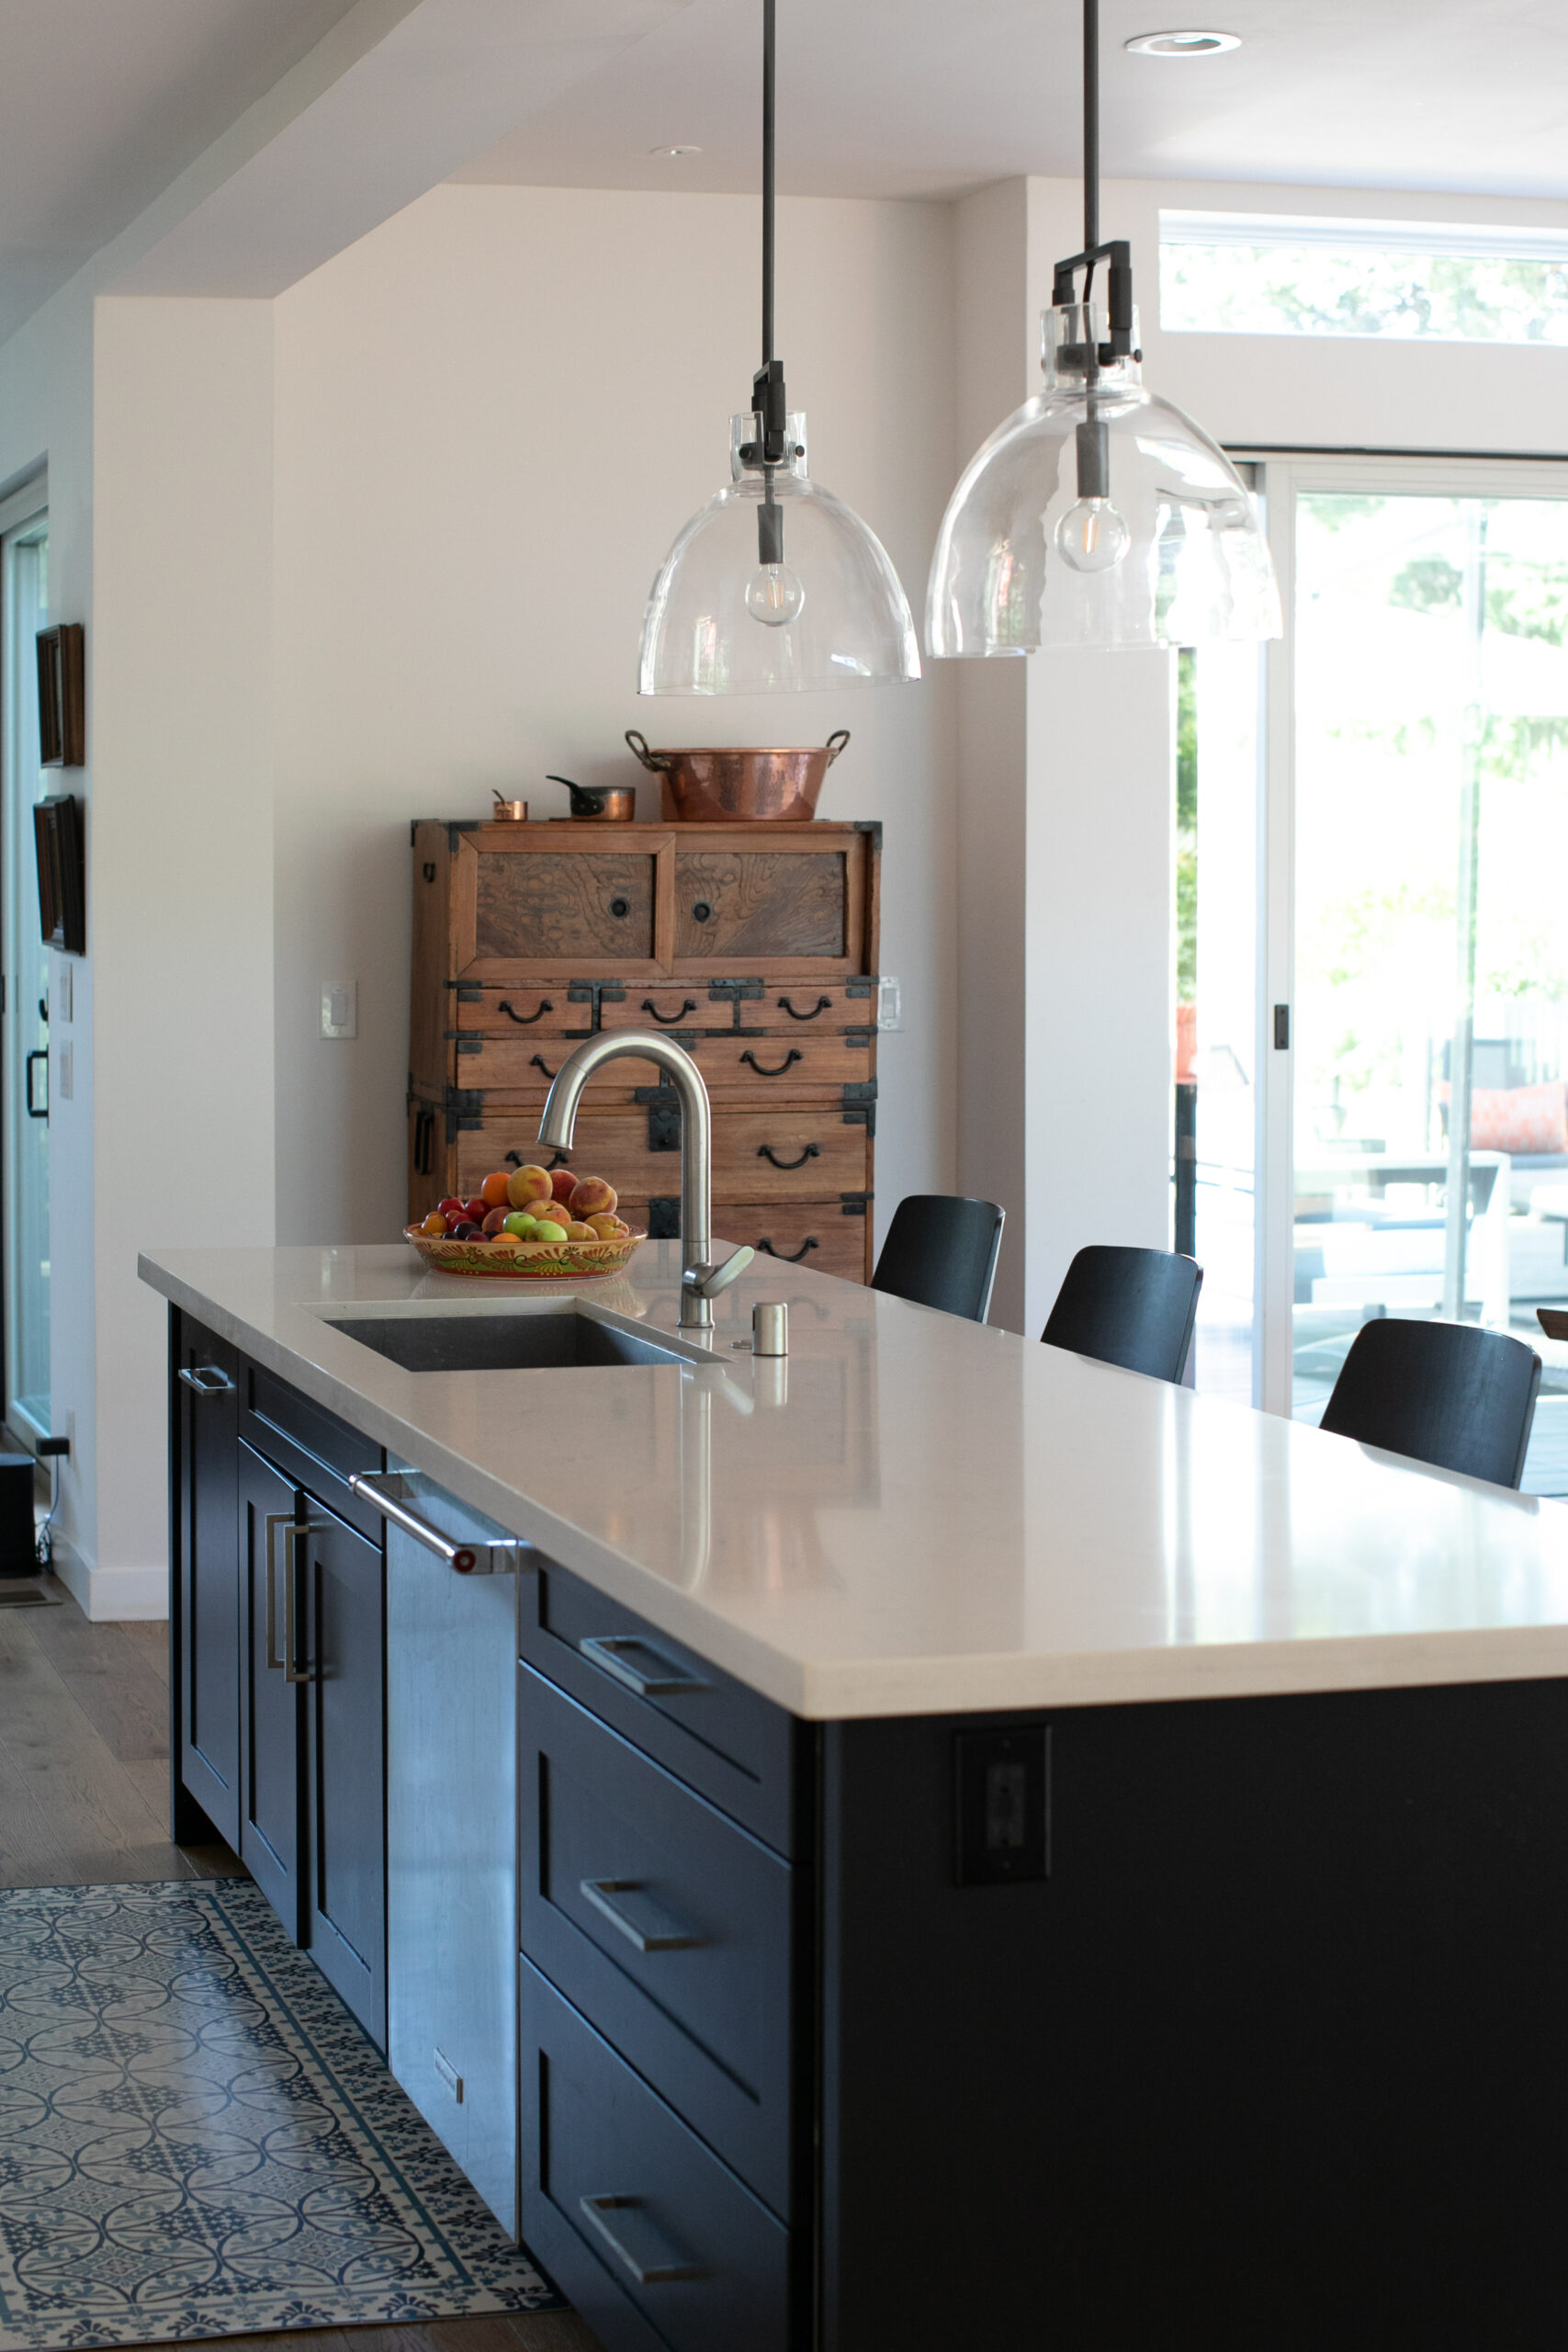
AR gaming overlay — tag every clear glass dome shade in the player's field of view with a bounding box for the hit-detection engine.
[927,305,1281,654]
[639,414,920,695]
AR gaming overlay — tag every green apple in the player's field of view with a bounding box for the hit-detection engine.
[502,1211,537,1238]
[532,1219,569,1243]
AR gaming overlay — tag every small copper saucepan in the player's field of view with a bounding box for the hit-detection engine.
[626,729,850,822]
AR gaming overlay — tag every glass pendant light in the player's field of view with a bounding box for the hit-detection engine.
[637,0,919,695]
[926,0,1280,655]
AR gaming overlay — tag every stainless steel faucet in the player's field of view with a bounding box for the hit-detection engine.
[536,1032,754,1329]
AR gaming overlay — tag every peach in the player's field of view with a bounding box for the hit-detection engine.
[570,1175,617,1218]
[565,1220,596,1241]
[506,1163,555,1208]
[419,1211,446,1237]
[480,1170,513,1209]
[584,1213,621,1240]
[550,1169,580,1207]
[480,1206,511,1235]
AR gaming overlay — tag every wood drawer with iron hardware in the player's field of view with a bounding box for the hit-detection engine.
[603,1196,873,1283]
[519,1557,802,1857]
[519,1666,801,2219]
[599,978,880,1035]
[520,1960,793,2352]
[454,1106,871,1206]
[448,1026,874,1097]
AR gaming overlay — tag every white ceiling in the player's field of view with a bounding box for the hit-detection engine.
[0,0,367,341]
[4,0,1568,353]
[449,0,1568,206]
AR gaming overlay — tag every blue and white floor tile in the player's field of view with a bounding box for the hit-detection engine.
[0,1880,561,2348]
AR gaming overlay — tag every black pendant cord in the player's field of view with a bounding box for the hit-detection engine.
[1051,0,1134,368]
[752,0,787,564]
[1082,0,1099,264]
[762,0,775,373]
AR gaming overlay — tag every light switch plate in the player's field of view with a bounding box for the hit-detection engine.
[321,982,357,1040]
[875,976,903,1032]
[58,1043,73,1102]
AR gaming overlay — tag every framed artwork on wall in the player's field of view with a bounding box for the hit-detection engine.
[34,794,85,955]
[36,622,85,766]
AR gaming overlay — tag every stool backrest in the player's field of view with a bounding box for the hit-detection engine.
[1319,1317,1541,1489]
[1042,1245,1203,1385]
[871,1195,1006,1323]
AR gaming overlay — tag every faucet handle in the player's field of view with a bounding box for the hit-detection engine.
[682,1247,756,1303]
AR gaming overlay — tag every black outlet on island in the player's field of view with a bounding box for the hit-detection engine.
[953,1724,1050,1886]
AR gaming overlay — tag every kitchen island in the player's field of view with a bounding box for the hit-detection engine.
[141,1240,1568,2352]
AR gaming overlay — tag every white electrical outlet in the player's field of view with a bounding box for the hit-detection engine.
[321,982,357,1039]
[876,976,903,1032]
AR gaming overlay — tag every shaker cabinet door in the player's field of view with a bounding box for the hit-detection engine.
[177,1322,241,1848]
[305,1507,388,2049]
[237,1439,306,1939]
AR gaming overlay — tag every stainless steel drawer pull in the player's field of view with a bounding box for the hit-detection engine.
[579,1634,708,1698]
[349,1471,531,1576]
[578,2195,706,2285]
[264,1513,293,1670]
[179,1364,234,1396]
[284,1522,321,1686]
[580,1878,704,1953]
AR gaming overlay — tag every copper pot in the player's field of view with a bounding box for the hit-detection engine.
[626,729,849,822]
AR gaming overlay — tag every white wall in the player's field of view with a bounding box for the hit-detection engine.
[271,183,958,1250]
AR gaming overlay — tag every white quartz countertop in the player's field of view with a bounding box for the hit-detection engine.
[139,1241,1568,1719]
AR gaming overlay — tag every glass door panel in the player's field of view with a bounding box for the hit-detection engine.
[3,519,50,1439]
[1290,488,1568,1492]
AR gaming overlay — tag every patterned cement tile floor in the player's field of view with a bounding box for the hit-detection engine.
[0,1583,605,2352]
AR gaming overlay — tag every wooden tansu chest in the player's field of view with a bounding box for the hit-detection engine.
[408,819,881,1282]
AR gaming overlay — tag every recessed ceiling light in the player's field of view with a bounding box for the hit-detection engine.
[1125,28,1241,54]
[650,143,703,156]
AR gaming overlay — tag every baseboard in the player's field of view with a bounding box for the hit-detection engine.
[51,1541,167,1623]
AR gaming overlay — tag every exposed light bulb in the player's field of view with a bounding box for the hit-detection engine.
[746,563,806,626]
[1055,498,1132,573]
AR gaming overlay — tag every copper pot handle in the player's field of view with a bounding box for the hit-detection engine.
[824,729,851,764]
[626,729,672,773]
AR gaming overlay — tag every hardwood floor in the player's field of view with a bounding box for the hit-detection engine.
[0,1587,606,2352]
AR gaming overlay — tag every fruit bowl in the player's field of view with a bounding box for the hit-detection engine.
[403,1225,647,1281]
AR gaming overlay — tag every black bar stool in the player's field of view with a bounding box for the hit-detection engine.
[1318,1317,1541,1488]
[1042,1245,1203,1385]
[871,1195,1006,1323]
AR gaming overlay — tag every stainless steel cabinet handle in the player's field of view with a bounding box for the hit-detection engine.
[284,1522,320,1685]
[577,2195,705,2285]
[579,1634,707,1698]
[349,1470,531,1576]
[179,1364,235,1395]
[580,1878,704,1953]
[264,1513,292,1670]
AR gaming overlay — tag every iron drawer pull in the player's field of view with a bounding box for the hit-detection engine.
[178,1363,235,1396]
[498,999,551,1024]
[25,1049,47,1121]
[778,994,832,1021]
[641,997,698,1023]
[580,1878,704,1953]
[756,1235,818,1263]
[578,2196,706,2286]
[579,1633,708,1697]
[758,1142,819,1170]
[530,1054,558,1080]
[349,1471,531,1576]
[264,1513,292,1670]
[284,1523,321,1685]
[740,1048,802,1078]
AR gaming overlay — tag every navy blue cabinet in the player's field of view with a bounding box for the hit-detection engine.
[174,1320,241,1848]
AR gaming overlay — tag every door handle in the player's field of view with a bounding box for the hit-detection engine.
[777,994,832,1021]
[348,1470,531,1575]
[580,1878,704,1953]
[758,1141,819,1170]
[640,997,698,1024]
[178,1363,235,1396]
[579,1633,707,1697]
[264,1512,292,1670]
[283,1521,321,1684]
[739,1048,803,1079]
[578,2196,705,2286]
[25,1049,47,1120]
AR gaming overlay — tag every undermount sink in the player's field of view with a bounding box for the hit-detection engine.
[326,1307,693,1374]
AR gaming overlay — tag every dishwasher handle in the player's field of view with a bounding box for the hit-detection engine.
[349,1471,533,1576]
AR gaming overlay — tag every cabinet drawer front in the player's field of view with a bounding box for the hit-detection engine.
[452,985,596,1035]
[522,1961,791,2352]
[455,830,671,978]
[241,1364,385,1540]
[671,837,865,970]
[600,978,876,1034]
[520,1561,799,1857]
[520,1668,797,2220]
[611,1196,871,1282]
[456,1106,870,1205]
[454,1026,873,1097]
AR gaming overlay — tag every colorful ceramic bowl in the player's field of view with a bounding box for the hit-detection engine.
[403,1226,646,1281]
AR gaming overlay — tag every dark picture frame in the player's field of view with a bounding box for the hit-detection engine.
[37,622,85,766]
[34,794,85,955]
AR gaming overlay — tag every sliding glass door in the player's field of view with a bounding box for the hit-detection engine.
[1247,458,1568,1492]
[1,501,51,1441]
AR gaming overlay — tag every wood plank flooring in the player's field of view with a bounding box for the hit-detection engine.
[0,1584,607,2350]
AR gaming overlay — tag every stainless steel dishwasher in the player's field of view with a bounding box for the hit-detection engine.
[354,1468,528,2236]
